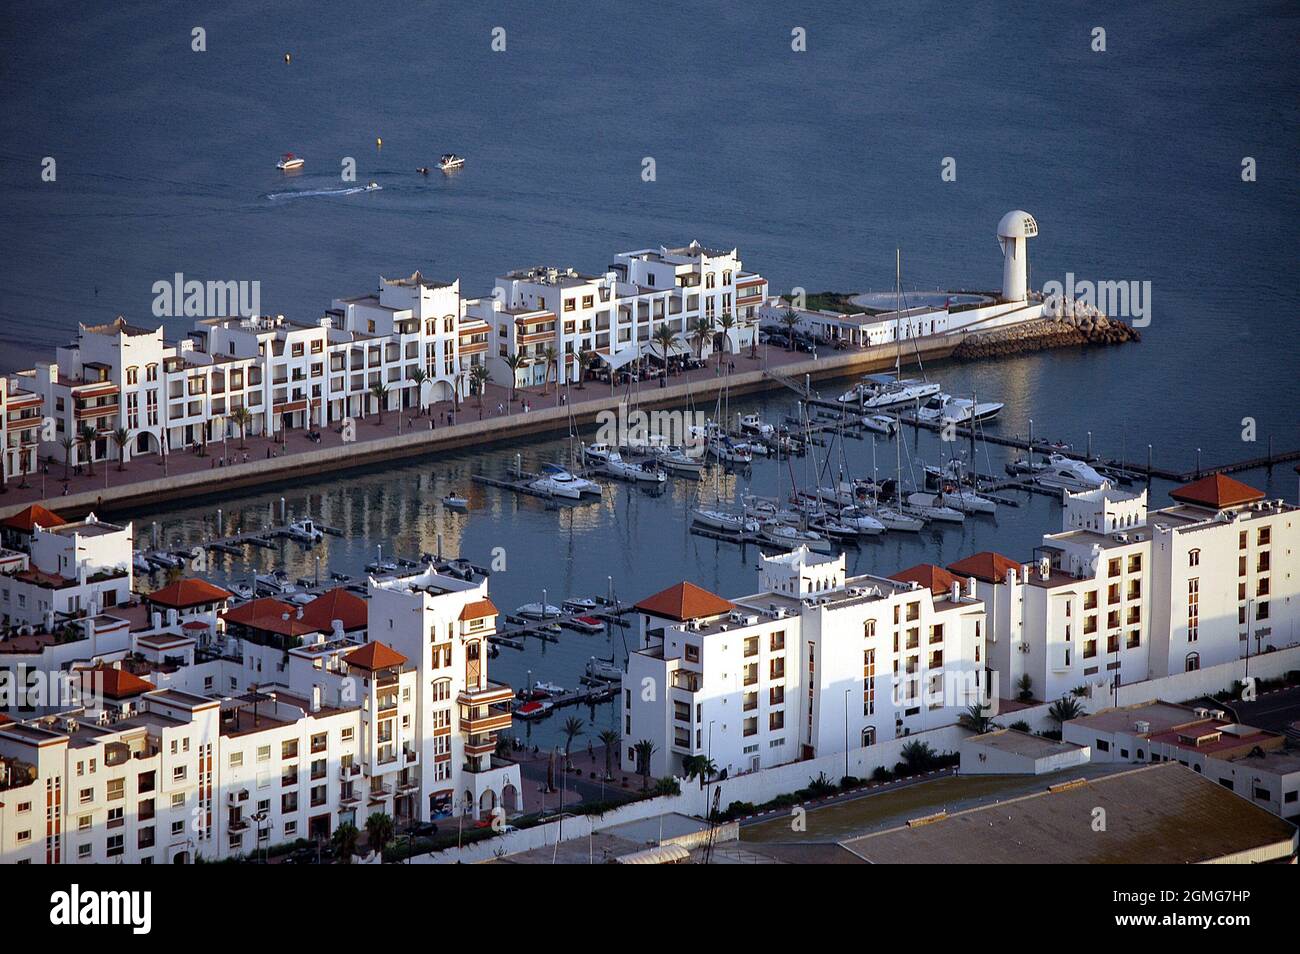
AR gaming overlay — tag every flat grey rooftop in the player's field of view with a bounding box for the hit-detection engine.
[963,728,1086,760]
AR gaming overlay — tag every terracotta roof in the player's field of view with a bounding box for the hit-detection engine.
[634,581,735,622]
[889,564,959,596]
[222,597,320,637]
[947,551,1021,584]
[459,598,499,621]
[1,504,67,533]
[298,588,368,632]
[344,641,407,671]
[83,665,155,700]
[1169,474,1266,510]
[146,578,233,609]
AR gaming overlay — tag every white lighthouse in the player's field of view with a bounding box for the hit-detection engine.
[996,210,1038,302]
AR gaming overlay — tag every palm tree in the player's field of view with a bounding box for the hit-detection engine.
[576,347,596,389]
[778,307,801,348]
[1048,695,1086,729]
[598,728,620,781]
[632,739,657,791]
[1017,673,1034,702]
[959,703,995,734]
[469,365,490,408]
[689,316,713,361]
[682,755,717,789]
[77,424,98,477]
[716,313,736,368]
[541,346,558,395]
[331,823,360,864]
[110,427,131,471]
[651,322,676,387]
[407,367,428,415]
[899,740,938,774]
[365,812,394,853]
[369,383,389,424]
[561,716,584,771]
[502,355,526,405]
[229,406,253,449]
[59,436,75,480]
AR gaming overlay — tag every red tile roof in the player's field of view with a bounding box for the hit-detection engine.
[635,581,735,622]
[1169,474,1266,510]
[298,588,368,632]
[146,578,233,609]
[947,551,1021,584]
[222,597,320,637]
[459,598,500,621]
[344,641,407,671]
[1,504,67,533]
[889,564,959,596]
[82,665,155,700]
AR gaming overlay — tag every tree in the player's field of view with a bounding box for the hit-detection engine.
[689,316,714,361]
[369,383,389,424]
[598,728,620,781]
[1016,673,1034,702]
[682,755,717,789]
[576,347,597,389]
[365,812,394,852]
[110,427,131,471]
[77,424,98,477]
[469,365,490,407]
[561,716,584,771]
[542,345,558,395]
[779,307,801,347]
[408,367,428,414]
[959,703,995,734]
[651,322,676,387]
[899,740,937,774]
[632,739,657,791]
[230,406,253,449]
[59,436,75,480]
[502,355,526,405]
[1048,695,1086,729]
[331,823,360,864]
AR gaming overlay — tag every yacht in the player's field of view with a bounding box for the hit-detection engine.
[602,450,666,484]
[441,493,469,510]
[566,616,605,634]
[861,414,898,436]
[1033,454,1109,492]
[133,553,153,574]
[516,602,561,620]
[255,570,297,595]
[286,518,323,543]
[738,413,775,438]
[656,445,705,475]
[586,657,623,681]
[562,597,599,613]
[708,437,752,465]
[810,518,861,542]
[691,508,760,534]
[529,465,601,499]
[916,394,1005,426]
[939,486,998,515]
[760,522,835,554]
[835,508,887,536]
[276,153,305,171]
[582,442,616,466]
[839,374,941,408]
[905,493,966,523]
[514,700,552,720]
[438,153,465,171]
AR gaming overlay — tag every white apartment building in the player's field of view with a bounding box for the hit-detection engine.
[953,475,1297,705]
[1,376,43,483]
[622,548,986,779]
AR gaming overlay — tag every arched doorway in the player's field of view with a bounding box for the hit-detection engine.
[478,788,496,814]
[501,783,519,814]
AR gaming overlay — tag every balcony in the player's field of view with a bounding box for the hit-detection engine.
[460,703,512,735]
[458,681,515,707]
[339,762,361,780]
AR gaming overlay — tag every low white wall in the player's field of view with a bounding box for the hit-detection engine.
[996,646,1300,733]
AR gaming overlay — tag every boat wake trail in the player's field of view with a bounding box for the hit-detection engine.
[265,184,381,201]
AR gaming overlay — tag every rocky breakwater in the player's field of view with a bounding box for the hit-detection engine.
[952,315,1139,360]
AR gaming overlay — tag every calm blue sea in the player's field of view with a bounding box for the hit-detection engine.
[2,0,1296,745]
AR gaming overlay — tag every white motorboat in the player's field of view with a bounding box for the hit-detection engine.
[760,522,835,554]
[566,615,605,634]
[514,700,552,720]
[656,445,705,475]
[287,518,323,543]
[905,493,966,523]
[133,553,153,574]
[562,596,599,613]
[870,506,926,532]
[738,413,775,438]
[691,508,760,534]
[276,153,305,171]
[255,571,297,595]
[916,394,1005,426]
[529,465,601,499]
[840,373,941,408]
[708,438,752,465]
[582,442,616,466]
[516,602,562,620]
[603,451,666,484]
[1033,454,1109,492]
[586,657,623,681]
[811,519,860,541]
[861,414,898,436]
[229,582,255,601]
[365,560,398,574]
[438,153,465,171]
[534,681,566,695]
[441,493,469,510]
[835,508,887,535]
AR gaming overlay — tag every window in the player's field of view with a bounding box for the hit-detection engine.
[1128,554,1142,573]
[1188,549,1200,567]
[1257,526,1270,546]
[1108,558,1121,578]
[863,648,876,715]
[229,752,244,768]
[282,740,298,760]
[770,630,786,651]
[768,710,785,731]
[684,644,700,664]
[172,766,187,782]
[256,745,270,762]
[107,779,124,800]
[1185,652,1200,672]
